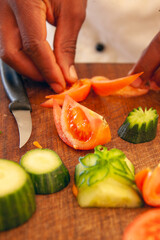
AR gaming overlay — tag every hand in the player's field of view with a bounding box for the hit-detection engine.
[0,0,87,93]
[130,31,160,88]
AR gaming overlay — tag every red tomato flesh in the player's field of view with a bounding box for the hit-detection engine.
[135,168,151,192]
[91,72,144,96]
[53,95,111,150]
[123,209,160,240]
[41,79,91,108]
[142,166,160,207]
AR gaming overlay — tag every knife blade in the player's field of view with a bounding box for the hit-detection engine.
[0,60,32,148]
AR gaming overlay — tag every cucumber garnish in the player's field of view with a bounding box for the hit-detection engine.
[74,146,143,208]
[118,107,159,144]
[20,149,70,194]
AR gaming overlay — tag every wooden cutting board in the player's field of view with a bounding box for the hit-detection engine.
[0,63,160,240]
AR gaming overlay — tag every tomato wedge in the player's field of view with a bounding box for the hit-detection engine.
[91,72,144,96]
[142,165,160,207]
[135,168,151,192]
[41,79,91,108]
[123,209,160,240]
[112,85,149,97]
[52,95,111,150]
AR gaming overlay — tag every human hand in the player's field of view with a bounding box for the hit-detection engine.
[130,31,160,88]
[0,0,87,93]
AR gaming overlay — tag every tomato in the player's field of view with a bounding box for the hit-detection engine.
[135,168,151,192]
[91,72,144,96]
[41,79,91,108]
[112,85,149,97]
[123,209,160,240]
[142,166,160,207]
[52,95,111,150]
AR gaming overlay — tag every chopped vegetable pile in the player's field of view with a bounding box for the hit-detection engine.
[74,145,143,208]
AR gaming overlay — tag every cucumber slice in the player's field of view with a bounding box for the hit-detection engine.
[77,177,143,208]
[74,146,143,208]
[0,159,36,231]
[118,107,159,143]
[20,149,70,194]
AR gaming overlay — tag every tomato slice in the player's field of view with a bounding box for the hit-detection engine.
[112,85,149,97]
[91,72,144,96]
[41,79,91,108]
[142,165,160,207]
[123,209,160,240]
[135,168,151,192]
[53,95,111,150]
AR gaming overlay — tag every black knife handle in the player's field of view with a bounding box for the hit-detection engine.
[0,60,31,112]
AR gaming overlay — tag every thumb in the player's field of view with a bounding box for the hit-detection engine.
[54,4,86,83]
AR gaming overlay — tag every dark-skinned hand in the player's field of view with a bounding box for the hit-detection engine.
[130,31,160,88]
[0,0,87,93]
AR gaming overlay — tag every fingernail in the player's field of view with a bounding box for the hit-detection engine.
[69,65,78,80]
[131,77,143,88]
[50,83,64,93]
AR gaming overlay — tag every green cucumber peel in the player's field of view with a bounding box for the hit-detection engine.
[118,107,159,143]
[76,146,135,188]
[79,153,100,167]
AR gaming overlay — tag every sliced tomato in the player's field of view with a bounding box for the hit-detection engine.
[142,165,160,207]
[41,79,91,108]
[112,85,149,97]
[91,72,144,96]
[123,209,160,240]
[52,95,111,150]
[135,168,151,192]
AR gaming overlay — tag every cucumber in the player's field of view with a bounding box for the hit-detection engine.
[0,159,36,231]
[74,146,143,208]
[77,177,143,208]
[20,149,70,194]
[118,107,159,144]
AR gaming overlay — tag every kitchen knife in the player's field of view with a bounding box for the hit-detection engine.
[0,60,32,148]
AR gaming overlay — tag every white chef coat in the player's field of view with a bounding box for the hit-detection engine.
[46,0,160,63]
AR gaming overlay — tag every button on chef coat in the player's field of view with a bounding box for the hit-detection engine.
[46,0,160,63]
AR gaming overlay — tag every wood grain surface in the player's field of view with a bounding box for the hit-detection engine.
[0,63,160,240]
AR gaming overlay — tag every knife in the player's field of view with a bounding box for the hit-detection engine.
[0,60,32,148]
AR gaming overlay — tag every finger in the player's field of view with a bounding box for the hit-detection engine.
[151,67,160,87]
[54,1,86,83]
[8,0,66,93]
[130,31,160,87]
[0,1,43,81]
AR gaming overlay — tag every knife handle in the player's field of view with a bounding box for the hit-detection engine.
[0,60,32,112]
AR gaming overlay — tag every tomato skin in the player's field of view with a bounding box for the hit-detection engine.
[135,168,151,192]
[52,99,72,147]
[142,166,160,207]
[41,79,91,108]
[53,95,111,150]
[123,209,160,240]
[91,72,144,96]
